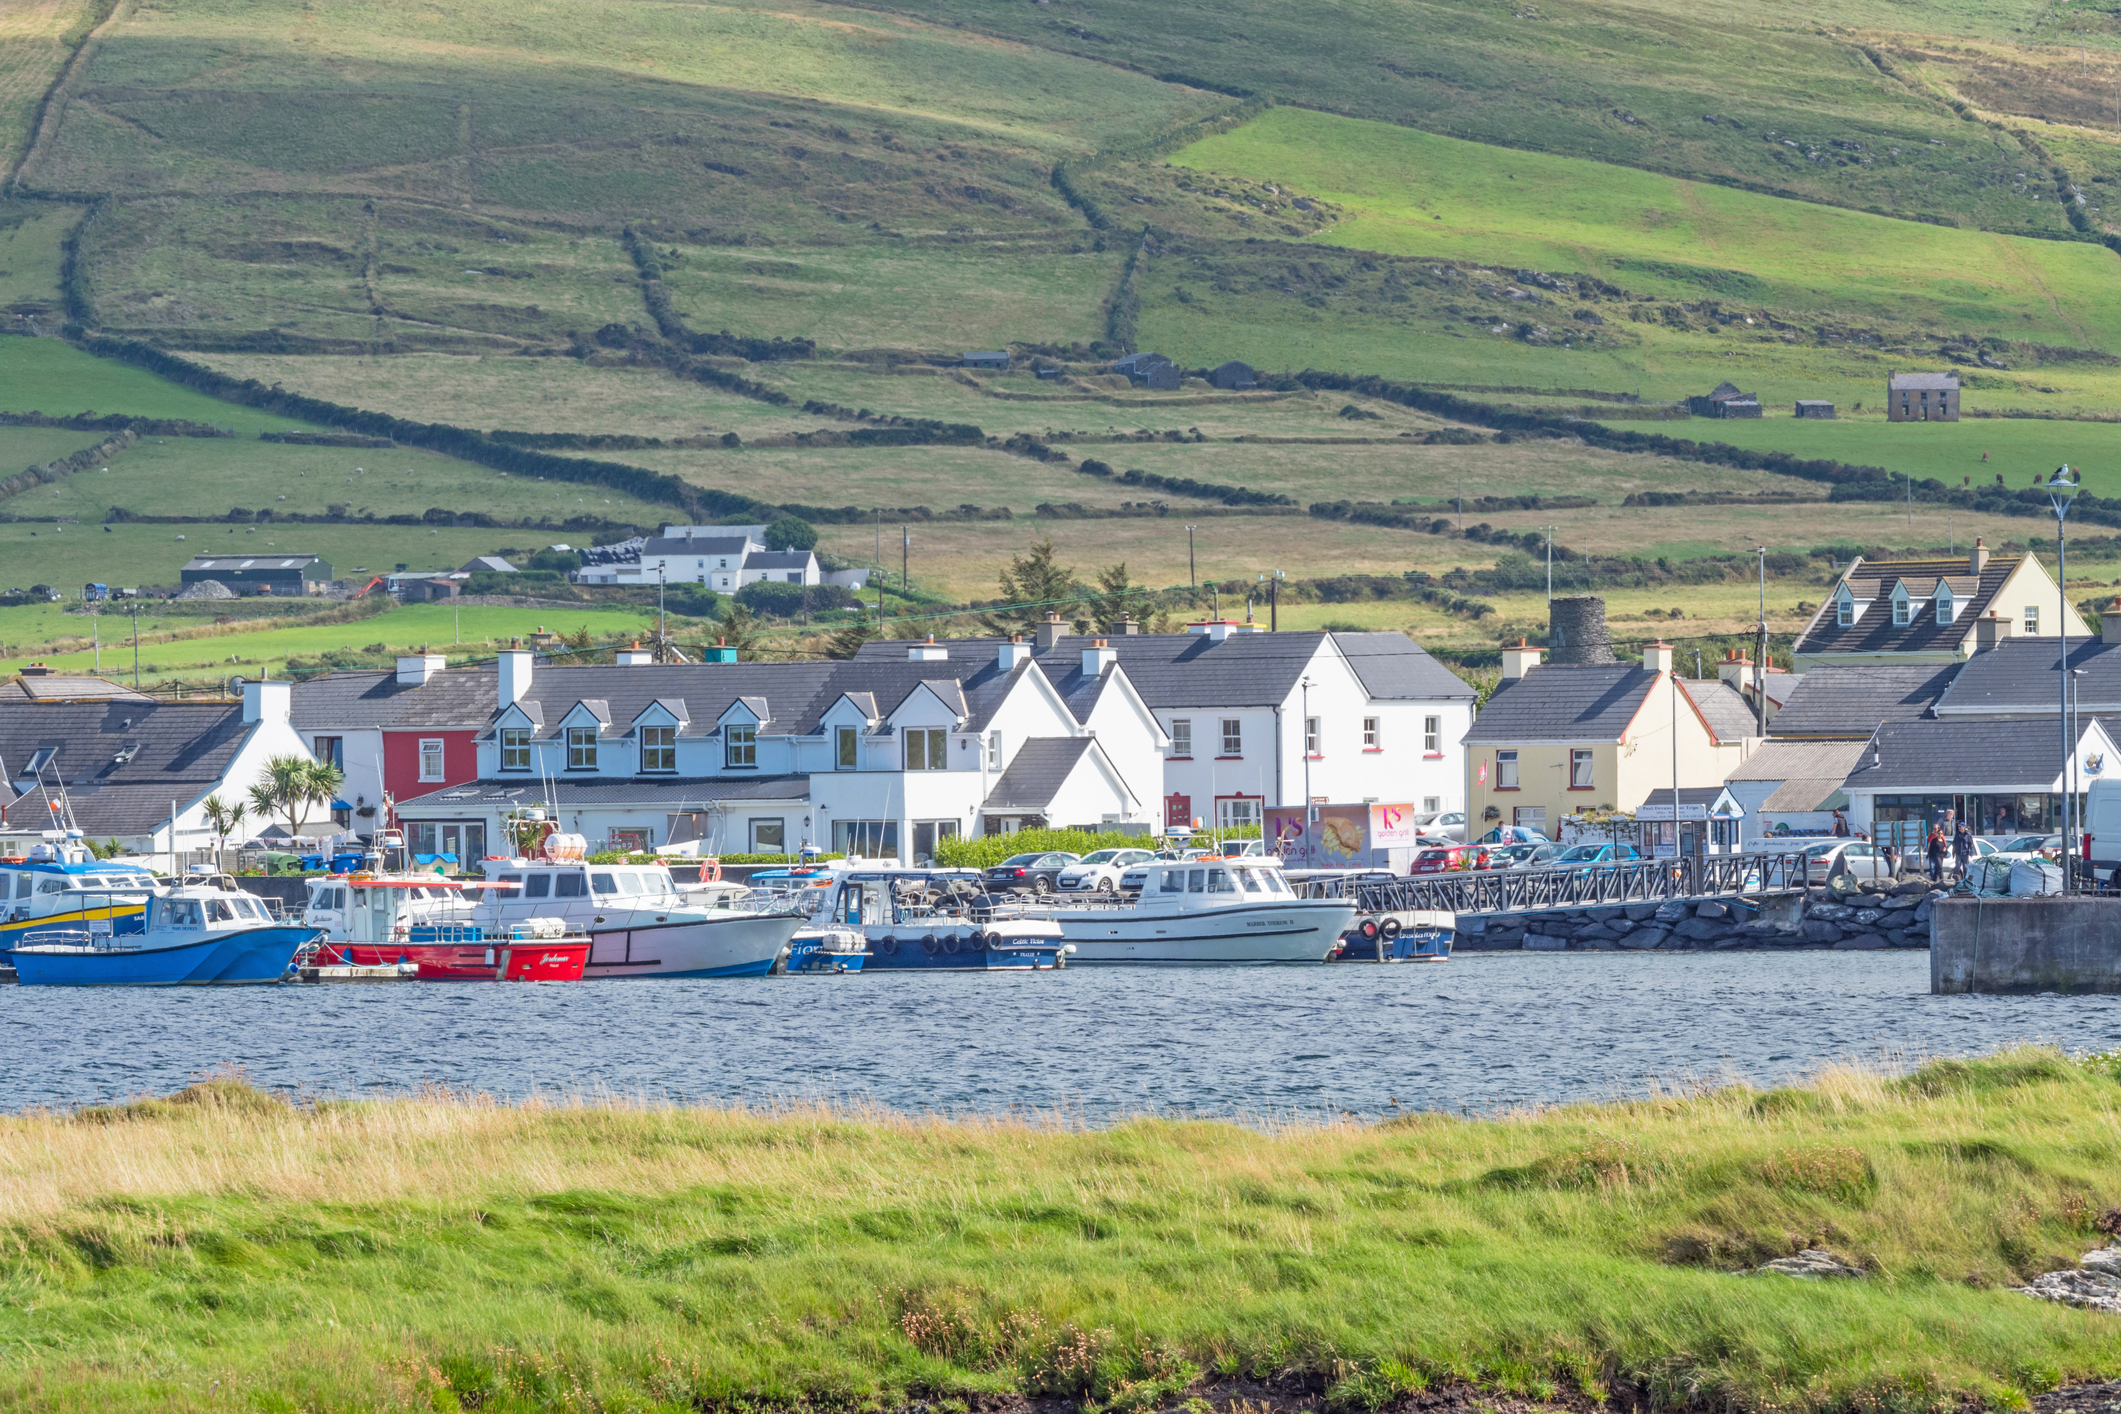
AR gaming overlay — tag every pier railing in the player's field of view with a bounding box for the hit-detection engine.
[1306,852,1805,916]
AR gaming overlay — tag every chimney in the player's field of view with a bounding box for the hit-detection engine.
[615,643,654,666]
[1970,536,1990,576]
[1110,613,1141,635]
[1187,620,1240,643]
[1975,610,2014,652]
[701,645,738,663]
[396,653,445,686]
[1716,648,1751,687]
[242,679,291,724]
[997,636,1031,671]
[498,650,533,705]
[2106,600,2121,647]
[1035,611,1067,650]
[1642,640,1674,674]
[1500,638,1542,680]
[1081,638,1117,676]
[1548,595,1616,665]
[908,635,949,662]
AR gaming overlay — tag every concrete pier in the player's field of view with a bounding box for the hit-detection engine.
[1932,896,2121,993]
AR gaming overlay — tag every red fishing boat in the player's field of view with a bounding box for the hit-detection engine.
[301,873,586,981]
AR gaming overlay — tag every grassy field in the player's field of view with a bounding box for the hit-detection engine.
[5,1050,2121,1410]
[0,199,77,324]
[0,0,100,179]
[0,600,665,683]
[0,421,107,472]
[1657,413,2121,499]
[0,338,314,431]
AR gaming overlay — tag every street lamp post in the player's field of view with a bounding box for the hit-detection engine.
[2048,465,2080,889]
[1300,676,1314,824]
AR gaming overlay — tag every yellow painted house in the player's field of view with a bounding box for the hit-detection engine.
[1464,642,1753,846]
[1791,539,2086,668]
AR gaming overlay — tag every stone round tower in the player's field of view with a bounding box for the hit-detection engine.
[1548,594,1616,665]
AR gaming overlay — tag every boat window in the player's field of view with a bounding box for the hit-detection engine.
[161,899,202,929]
[590,873,618,896]
[38,878,64,893]
[13,875,27,898]
[555,872,587,898]
[231,897,264,920]
[1236,868,1263,893]
[1159,869,1184,893]
[1187,868,1206,892]
[1261,870,1288,894]
[1207,868,1233,892]
[524,874,552,899]
[206,898,235,923]
[615,872,643,896]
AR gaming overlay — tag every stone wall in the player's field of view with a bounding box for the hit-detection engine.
[1457,877,1945,951]
[1933,896,2121,993]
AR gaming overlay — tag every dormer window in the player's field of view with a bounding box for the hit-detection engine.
[1935,590,1954,626]
[566,726,598,770]
[641,725,676,772]
[1837,597,1854,627]
[1892,590,1911,627]
[726,725,757,768]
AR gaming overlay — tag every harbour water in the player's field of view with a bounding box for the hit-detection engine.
[4,950,2115,1119]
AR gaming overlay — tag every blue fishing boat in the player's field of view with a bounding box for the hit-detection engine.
[819,868,1070,971]
[779,927,869,974]
[0,839,157,949]
[8,880,318,986]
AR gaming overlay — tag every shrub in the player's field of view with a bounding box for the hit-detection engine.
[936,828,1151,870]
[735,581,853,616]
[765,516,819,551]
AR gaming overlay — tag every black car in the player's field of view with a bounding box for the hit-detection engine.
[981,851,1081,894]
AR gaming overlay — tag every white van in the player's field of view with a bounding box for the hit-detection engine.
[2083,779,2121,874]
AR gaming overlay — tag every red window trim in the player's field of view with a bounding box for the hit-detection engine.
[1305,752,1323,760]
[1494,785,1521,792]
[1364,748,1386,754]
[1567,785,1597,791]
[1422,751,1444,759]
[1214,755,1243,761]
[1167,754,1194,761]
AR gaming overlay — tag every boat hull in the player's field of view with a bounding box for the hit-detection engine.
[416,942,589,982]
[9,925,312,986]
[577,912,802,978]
[782,931,868,974]
[860,926,1065,971]
[1051,900,1358,965]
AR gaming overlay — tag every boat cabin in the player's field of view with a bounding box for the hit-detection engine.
[1114,858,1298,904]
[1,841,159,937]
[302,874,478,945]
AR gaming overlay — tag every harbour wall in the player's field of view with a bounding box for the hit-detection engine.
[1458,879,1945,951]
[1932,896,2121,993]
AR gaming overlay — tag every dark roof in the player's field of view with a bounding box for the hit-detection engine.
[1463,664,1659,744]
[1705,381,1741,399]
[409,775,810,810]
[0,700,256,836]
[1767,664,1956,738]
[983,738,1096,811]
[1841,717,2105,793]
[1794,554,2018,657]
[1888,371,1960,390]
[0,675,152,703]
[460,556,516,573]
[1933,637,2121,716]
[294,669,499,730]
[744,550,814,569]
[1331,632,1477,700]
[1681,679,1759,743]
[641,536,749,559]
[1727,739,1868,812]
[181,553,323,572]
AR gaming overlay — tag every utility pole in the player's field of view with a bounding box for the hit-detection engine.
[1542,525,1557,603]
[1755,546,1769,739]
[130,601,139,689]
[1186,524,1196,588]
[901,525,909,599]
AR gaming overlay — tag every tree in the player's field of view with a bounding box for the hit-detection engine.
[764,515,819,552]
[1080,562,1155,636]
[978,538,1079,638]
[201,793,247,870]
[716,603,763,659]
[248,756,343,838]
[824,616,880,660]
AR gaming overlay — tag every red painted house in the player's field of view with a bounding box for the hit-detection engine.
[292,655,497,856]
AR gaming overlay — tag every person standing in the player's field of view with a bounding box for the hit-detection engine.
[1926,824,1947,883]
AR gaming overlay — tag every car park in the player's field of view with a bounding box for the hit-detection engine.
[1055,848,1160,893]
[981,851,1080,894]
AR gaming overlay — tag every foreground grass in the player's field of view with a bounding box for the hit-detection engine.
[5,1050,2121,1411]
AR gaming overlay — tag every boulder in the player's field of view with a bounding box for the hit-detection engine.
[1694,899,1729,920]
[1833,932,1890,950]
[2017,1268,2121,1314]
[1584,906,1627,921]
[1583,937,1620,951]
[1853,908,1884,926]
[1624,903,1661,922]
[1892,878,1931,896]
[1455,914,1488,935]
[1655,900,1688,923]
[1803,920,1845,944]
[1749,1249,1865,1280]
[1857,880,1882,895]
[1623,927,1668,949]
[1673,916,1732,941]
[1913,901,1934,923]
[1609,917,1637,934]
[1524,933,1569,951]
[1576,922,1622,941]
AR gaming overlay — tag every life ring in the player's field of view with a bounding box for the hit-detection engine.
[877,935,900,957]
[920,934,942,957]
[1379,918,1403,941]
[701,857,722,883]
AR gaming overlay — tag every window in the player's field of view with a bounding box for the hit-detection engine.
[1423,716,1441,753]
[313,736,343,769]
[837,726,858,769]
[591,872,618,895]
[832,820,898,856]
[986,732,1001,770]
[1514,805,1545,829]
[1217,797,1261,830]
[1424,796,1441,813]
[1837,596,1854,627]
[1364,717,1382,750]
[1570,749,1594,789]
[726,724,756,768]
[1892,595,1911,627]
[2026,605,2040,633]
[523,874,552,899]
[1935,594,1953,626]
[500,727,532,771]
[751,818,785,852]
[1221,718,1242,756]
[641,725,676,773]
[905,727,947,771]
[1305,716,1320,756]
[608,829,650,853]
[555,872,587,898]
[418,738,445,782]
[1160,868,1186,894]
[566,726,598,770]
[1497,750,1519,789]
[1169,718,1192,757]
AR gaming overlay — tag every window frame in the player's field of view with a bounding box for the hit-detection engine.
[1496,749,1519,790]
[1220,718,1242,757]
[904,727,947,771]
[1304,716,1321,758]
[1569,748,1595,789]
[313,735,344,769]
[1168,718,1192,758]
[2026,605,2041,633]
[1423,715,1440,754]
[725,723,758,769]
[1892,593,1911,627]
[640,724,677,773]
[417,737,446,783]
[500,726,532,772]
[985,731,1001,770]
[836,725,858,770]
[565,725,598,771]
[1837,596,1854,627]
[1363,716,1382,751]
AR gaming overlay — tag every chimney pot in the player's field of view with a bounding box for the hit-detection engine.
[1970,536,1990,576]
[1035,613,1067,650]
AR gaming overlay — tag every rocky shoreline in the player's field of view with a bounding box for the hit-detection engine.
[1456,877,1946,952]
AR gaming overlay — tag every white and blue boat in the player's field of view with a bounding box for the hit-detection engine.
[0,839,158,950]
[779,927,870,974]
[8,880,318,986]
[817,868,1069,971]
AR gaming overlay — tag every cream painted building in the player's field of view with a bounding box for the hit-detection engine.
[1463,642,1741,850]
[1791,539,2086,668]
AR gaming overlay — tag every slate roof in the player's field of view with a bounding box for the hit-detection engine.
[744,551,814,570]
[640,536,749,560]
[1888,371,1960,390]
[1841,717,2106,793]
[460,556,516,573]
[0,700,256,836]
[1794,555,2020,658]
[294,669,499,730]
[410,775,811,810]
[1932,638,2121,715]
[1331,632,1478,700]
[1726,739,1868,813]
[1463,665,1660,744]
[1766,663,1957,738]
[0,675,152,703]
[982,737,1097,811]
[1681,679,1761,744]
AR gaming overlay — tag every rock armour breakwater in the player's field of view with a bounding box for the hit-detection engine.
[1459,878,1943,952]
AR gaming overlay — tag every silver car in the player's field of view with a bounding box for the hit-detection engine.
[1798,840,1893,885]
[1056,848,1159,893]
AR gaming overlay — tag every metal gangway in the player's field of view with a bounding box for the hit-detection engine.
[1301,852,1805,917]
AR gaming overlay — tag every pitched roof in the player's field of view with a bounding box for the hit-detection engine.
[0,700,255,836]
[640,536,750,559]
[1933,637,2121,715]
[1463,664,1660,744]
[1841,717,2107,793]
[1889,371,1960,390]
[0,675,153,703]
[744,550,814,569]
[293,668,499,730]
[1681,679,1761,744]
[1705,381,1741,399]
[1767,663,1956,738]
[460,556,516,573]
[1726,739,1868,812]
[411,775,810,810]
[1330,632,1477,700]
[982,737,1096,811]
[1794,554,2020,657]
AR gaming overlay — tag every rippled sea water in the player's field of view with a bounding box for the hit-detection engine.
[5,951,2115,1120]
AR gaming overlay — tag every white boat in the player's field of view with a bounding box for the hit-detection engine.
[0,838,159,950]
[1020,856,1357,965]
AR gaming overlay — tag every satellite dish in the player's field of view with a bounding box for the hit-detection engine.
[226,675,248,697]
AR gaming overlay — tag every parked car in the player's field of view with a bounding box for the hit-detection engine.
[1484,842,1563,871]
[1797,840,1894,885]
[1411,811,1467,842]
[1476,825,1550,846]
[1986,833,2060,861]
[1553,842,1643,870]
[1056,848,1160,893]
[1210,838,1266,858]
[1410,843,1489,874]
[982,851,1080,894]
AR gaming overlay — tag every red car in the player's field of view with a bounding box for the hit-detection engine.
[1409,844,1488,874]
